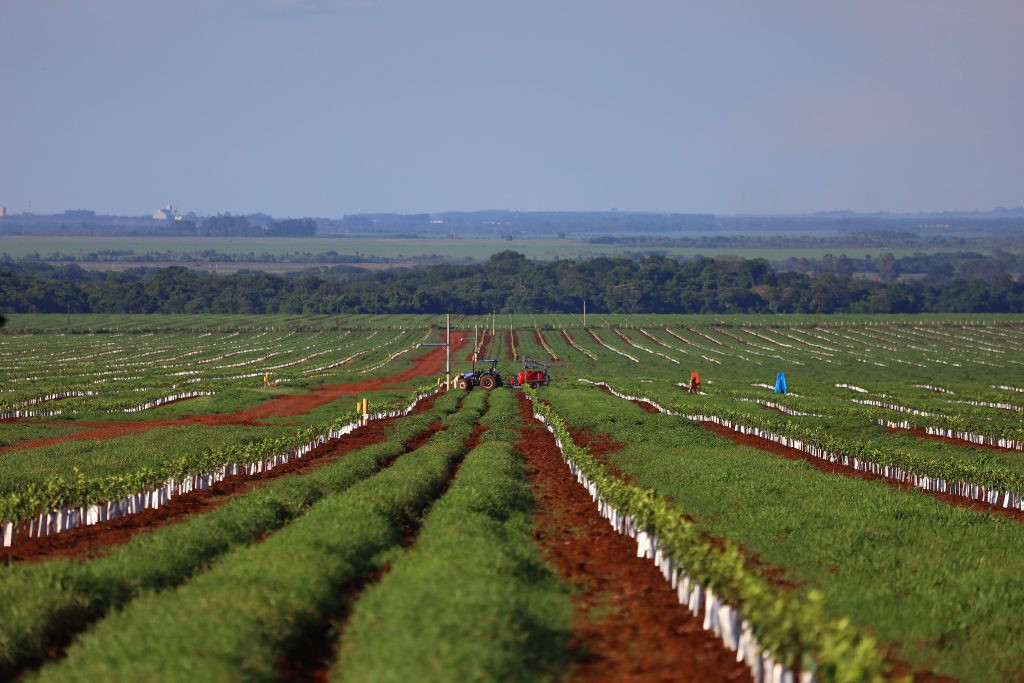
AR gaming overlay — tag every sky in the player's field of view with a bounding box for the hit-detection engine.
[0,0,1021,217]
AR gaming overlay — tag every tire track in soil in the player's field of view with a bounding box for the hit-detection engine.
[508,331,518,360]
[514,393,749,682]
[608,387,1024,525]
[0,335,468,453]
[0,395,445,564]
[277,421,489,682]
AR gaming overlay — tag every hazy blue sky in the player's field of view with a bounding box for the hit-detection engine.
[0,0,1021,216]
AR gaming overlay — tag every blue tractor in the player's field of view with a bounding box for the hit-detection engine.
[454,358,503,391]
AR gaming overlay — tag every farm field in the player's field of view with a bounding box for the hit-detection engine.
[2,234,1007,266]
[2,313,1024,680]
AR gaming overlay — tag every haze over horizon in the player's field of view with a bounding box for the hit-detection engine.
[1,0,1021,218]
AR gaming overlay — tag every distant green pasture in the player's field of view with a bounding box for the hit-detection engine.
[1,234,1010,263]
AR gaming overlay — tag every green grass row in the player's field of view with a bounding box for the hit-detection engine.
[29,389,489,681]
[0,389,465,677]
[606,378,1024,495]
[0,386,436,521]
[543,382,1024,682]
[333,387,571,682]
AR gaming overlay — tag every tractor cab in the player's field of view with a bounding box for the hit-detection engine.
[454,358,502,391]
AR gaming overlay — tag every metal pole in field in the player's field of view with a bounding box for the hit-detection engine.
[474,325,478,363]
[583,299,587,328]
[446,313,451,391]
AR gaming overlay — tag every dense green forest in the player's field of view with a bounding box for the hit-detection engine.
[3,252,1024,315]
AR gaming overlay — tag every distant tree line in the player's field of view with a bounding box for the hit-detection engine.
[590,231,1024,251]
[187,215,316,237]
[3,252,1024,315]
[773,249,1024,282]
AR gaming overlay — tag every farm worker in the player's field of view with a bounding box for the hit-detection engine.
[689,371,701,394]
[263,373,270,387]
[774,372,787,394]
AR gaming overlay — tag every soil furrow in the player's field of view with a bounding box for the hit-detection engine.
[600,386,1024,523]
[10,412,461,681]
[0,395,443,563]
[515,393,749,681]
[0,334,467,452]
[700,420,1024,523]
[886,425,1019,453]
[276,422,488,682]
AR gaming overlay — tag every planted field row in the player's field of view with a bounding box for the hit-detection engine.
[24,391,490,681]
[333,388,571,681]
[0,329,430,419]
[0,389,466,676]
[1,385,437,546]
[528,390,886,682]
[877,419,1024,452]
[586,380,1024,512]
[541,382,1024,681]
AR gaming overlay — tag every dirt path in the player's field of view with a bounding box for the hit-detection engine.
[515,393,749,681]
[0,335,467,453]
[0,395,444,563]
[507,331,518,360]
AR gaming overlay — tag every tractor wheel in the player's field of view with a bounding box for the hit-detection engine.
[529,380,540,389]
[456,377,469,390]
[479,374,497,391]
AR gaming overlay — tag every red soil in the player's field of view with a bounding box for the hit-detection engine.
[0,395,444,563]
[533,329,556,360]
[760,404,788,415]
[711,328,752,347]
[612,328,635,346]
[567,427,624,457]
[887,425,1018,453]
[595,387,1024,522]
[568,427,630,483]
[634,399,661,414]
[515,393,749,681]
[638,329,670,347]
[0,335,466,453]
[477,332,490,360]
[701,421,1024,523]
[574,387,961,679]
[277,418,483,682]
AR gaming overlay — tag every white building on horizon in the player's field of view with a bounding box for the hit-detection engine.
[153,203,183,221]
